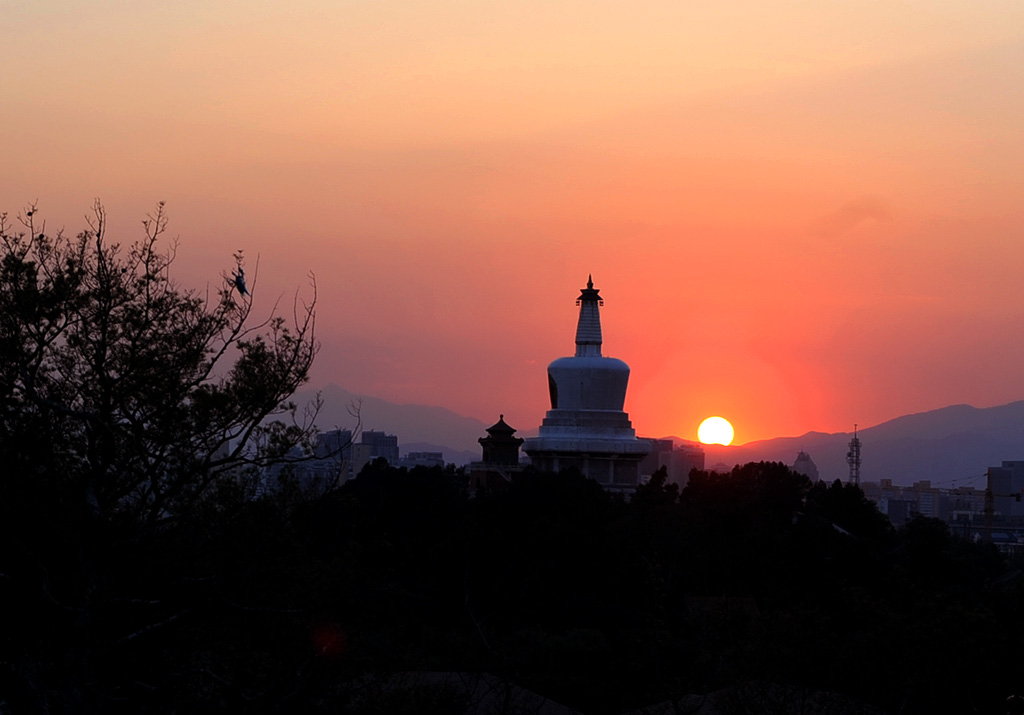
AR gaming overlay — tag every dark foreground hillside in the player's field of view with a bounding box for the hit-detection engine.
[4,461,1022,714]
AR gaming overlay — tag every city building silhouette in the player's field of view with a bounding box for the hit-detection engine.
[792,450,819,481]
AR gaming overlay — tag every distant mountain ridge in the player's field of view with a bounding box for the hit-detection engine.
[693,401,1024,486]
[293,384,490,464]
[297,385,1024,481]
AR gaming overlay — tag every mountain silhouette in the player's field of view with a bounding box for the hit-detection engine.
[298,386,1024,480]
[294,384,490,460]
[693,401,1024,486]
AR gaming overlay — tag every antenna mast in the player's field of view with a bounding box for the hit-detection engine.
[847,424,861,486]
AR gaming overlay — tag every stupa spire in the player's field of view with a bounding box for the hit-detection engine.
[524,275,650,494]
[574,275,603,357]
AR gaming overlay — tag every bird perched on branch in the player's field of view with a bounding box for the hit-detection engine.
[232,266,249,296]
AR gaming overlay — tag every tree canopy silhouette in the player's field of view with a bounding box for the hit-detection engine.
[0,202,319,711]
[2,206,1020,714]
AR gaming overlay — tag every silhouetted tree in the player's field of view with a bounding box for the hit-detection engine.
[632,465,679,507]
[0,203,319,712]
[805,479,894,544]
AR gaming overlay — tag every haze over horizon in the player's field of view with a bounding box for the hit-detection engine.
[5,2,1024,444]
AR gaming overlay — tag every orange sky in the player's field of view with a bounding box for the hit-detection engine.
[4,1,1024,443]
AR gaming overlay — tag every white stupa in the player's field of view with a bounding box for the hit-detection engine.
[523,276,650,492]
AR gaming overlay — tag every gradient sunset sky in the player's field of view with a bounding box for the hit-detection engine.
[4,1,1024,444]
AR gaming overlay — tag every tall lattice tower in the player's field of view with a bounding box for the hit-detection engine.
[846,424,862,486]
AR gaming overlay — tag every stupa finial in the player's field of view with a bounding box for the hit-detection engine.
[575,276,603,356]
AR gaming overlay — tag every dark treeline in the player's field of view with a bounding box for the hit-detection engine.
[6,458,1023,714]
[3,208,1022,714]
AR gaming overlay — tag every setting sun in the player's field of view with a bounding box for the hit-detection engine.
[698,416,734,446]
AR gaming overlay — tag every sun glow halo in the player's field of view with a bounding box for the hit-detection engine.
[698,416,734,446]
